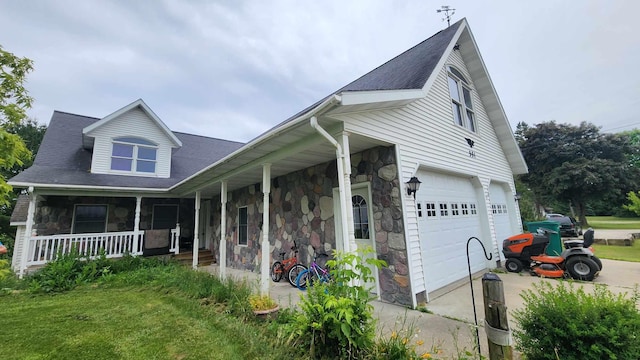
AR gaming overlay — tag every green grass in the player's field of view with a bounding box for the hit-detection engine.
[0,285,293,360]
[586,216,640,229]
[593,241,640,262]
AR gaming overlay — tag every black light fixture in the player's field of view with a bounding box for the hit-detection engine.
[514,193,522,202]
[406,177,422,198]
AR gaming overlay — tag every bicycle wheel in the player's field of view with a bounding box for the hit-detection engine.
[271,261,284,282]
[287,263,308,287]
[296,269,310,290]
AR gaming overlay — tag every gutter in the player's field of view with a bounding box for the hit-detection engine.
[309,115,351,253]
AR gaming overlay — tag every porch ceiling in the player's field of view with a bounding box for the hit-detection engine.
[171,117,390,198]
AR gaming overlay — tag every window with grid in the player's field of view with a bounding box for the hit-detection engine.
[238,207,248,246]
[111,137,158,174]
[447,66,476,132]
[451,203,460,216]
[439,203,449,217]
[461,203,469,215]
[352,195,370,239]
[426,202,437,217]
[470,203,477,215]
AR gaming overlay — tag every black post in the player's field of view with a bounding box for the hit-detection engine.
[466,236,492,359]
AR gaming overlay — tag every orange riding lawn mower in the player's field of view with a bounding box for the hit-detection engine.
[502,227,602,281]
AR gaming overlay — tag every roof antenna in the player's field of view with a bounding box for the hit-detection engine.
[436,5,456,27]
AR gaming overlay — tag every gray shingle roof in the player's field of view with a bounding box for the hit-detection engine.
[9,111,244,189]
[262,20,463,135]
[9,194,29,223]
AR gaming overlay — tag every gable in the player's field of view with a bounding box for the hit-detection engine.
[86,107,176,178]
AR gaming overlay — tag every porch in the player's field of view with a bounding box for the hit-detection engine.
[22,227,182,269]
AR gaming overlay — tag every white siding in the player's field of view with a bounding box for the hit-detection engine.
[11,225,25,272]
[89,108,174,178]
[338,50,518,296]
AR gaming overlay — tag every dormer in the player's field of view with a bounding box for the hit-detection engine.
[82,99,182,178]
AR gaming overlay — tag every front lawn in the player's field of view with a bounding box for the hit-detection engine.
[592,241,640,262]
[586,216,640,229]
[0,286,289,360]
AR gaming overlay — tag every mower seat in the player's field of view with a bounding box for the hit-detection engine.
[583,228,595,248]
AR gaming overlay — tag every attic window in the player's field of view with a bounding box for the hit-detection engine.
[447,65,476,132]
[111,137,158,174]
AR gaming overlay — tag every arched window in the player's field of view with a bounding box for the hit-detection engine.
[110,137,158,174]
[447,65,476,132]
[352,195,369,239]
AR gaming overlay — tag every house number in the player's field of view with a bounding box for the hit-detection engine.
[469,150,476,158]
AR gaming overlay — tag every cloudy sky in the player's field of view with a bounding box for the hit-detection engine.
[1,0,639,142]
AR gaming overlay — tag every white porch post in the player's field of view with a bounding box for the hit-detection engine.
[220,181,228,279]
[19,187,36,278]
[133,196,142,255]
[340,132,356,253]
[192,191,201,269]
[261,163,271,296]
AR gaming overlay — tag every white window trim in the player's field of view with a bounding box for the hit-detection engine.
[110,137,159,176]
[447,65,476,133]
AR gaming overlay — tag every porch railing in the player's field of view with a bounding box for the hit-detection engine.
[25,227,181,267]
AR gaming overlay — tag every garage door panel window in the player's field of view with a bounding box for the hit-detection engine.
[470,203,477,215]
[461,203,469,215]
[439,203,449,217]
[451,203,460,216]
[426,202,437,218]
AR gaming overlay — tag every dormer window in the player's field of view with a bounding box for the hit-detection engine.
[110,137,158,174]
[447,66,476,132]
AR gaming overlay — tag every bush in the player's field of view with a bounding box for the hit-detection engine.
[285,247,386,359]
[27,249,112,292]
[513,281,640,360]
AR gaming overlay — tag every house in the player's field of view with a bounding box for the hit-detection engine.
[9,18,527,307]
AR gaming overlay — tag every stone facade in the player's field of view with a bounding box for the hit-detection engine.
[31,196,194,238]
[215,145,412,305]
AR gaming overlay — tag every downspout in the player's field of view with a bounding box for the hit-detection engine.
[310,116,351,253]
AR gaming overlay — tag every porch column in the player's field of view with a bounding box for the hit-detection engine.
[192,191,201,269]
[340,132,356,254]
[220,181,228,279]
[260,163,271,295]
[19,187,36,279]
[133,196,142,255]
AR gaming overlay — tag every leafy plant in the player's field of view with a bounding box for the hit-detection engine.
[513,281,640,360]
[249,294,278,311]
[285,247,386,359]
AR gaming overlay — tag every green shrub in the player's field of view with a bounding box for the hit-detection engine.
[27,249,111,293]
[513,281,640,360]
[285,247,386,359]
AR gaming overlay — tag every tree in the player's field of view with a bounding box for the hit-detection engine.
[516,121,640,226]
[0,118,46,216]
[0,45,33,206]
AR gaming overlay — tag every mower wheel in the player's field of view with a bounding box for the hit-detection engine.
[565,256,599,281]
[591,255,603,271]
[505,258,523,273]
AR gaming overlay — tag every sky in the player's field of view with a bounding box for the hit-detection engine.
[1,0,639,143]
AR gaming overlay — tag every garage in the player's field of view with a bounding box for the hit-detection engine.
[489,182,514,261]
[416,170,488,294]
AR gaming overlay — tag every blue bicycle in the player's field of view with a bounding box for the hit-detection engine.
[295,250,330,290]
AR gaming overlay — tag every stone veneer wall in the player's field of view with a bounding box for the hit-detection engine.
[216,145,411,305]
[31,196,194,236]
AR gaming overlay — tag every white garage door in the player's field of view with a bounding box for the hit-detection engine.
[416,170,487,294]
[489,183,513,261]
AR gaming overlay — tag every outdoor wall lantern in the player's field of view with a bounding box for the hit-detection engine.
[406,177,422,198]
[514,193,522,202]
